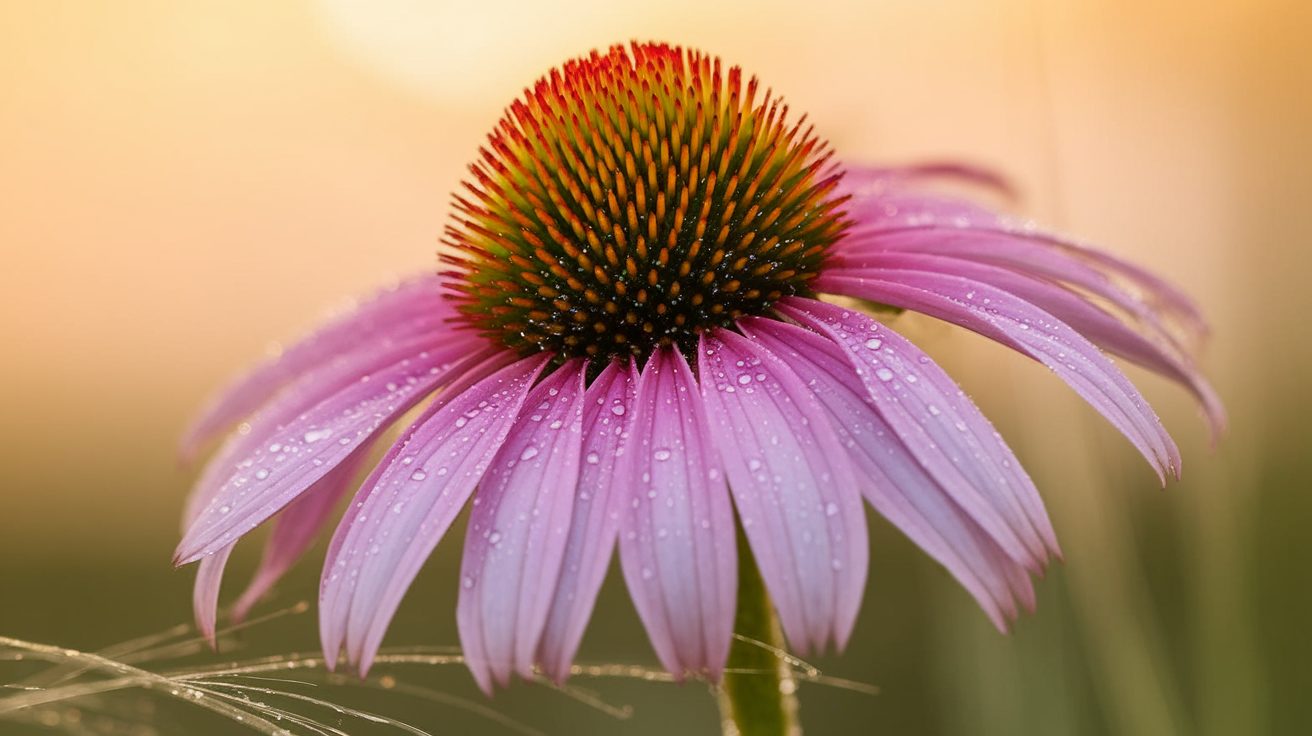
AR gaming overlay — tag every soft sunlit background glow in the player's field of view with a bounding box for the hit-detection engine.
[2,0,1308,733]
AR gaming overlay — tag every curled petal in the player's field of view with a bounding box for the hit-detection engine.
[457,361,588,692]
[536,359,639,683]
[619,347,736,680]
[320,352,547,674]
[698,329,868,653]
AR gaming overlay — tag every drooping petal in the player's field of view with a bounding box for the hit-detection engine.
[536,359,639,683]
[777,297,1058,568]
[834,250,1225,436]
[457,361,588,692]
[193,545,234,646]
[816,267,1182,480]
[182,331,478,529]
[741,316,1036,629]
[319,352,547,674]
[618,347,736,680]
[175,338,494,565]
[230,447,373,623]
[697,329,868,653]
[833,191,1207,347]
[181,275,458,460]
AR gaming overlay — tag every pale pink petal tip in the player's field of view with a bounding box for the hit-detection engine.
[698,330,868,654]
[619,347,736,681]
[192,546,233,649]
[535,359,639,683]
[457,360,588,691]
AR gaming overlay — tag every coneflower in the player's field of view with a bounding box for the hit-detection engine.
[175,42,1222,696]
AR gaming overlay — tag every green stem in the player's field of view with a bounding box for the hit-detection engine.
[716,526,800,736]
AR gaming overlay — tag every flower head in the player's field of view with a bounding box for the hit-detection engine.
[444,43,846,361]
[176,42,1222,693]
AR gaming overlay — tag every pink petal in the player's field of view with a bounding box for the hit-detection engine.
[778,298,1058,568]
[175,337,493,565]
[536,359,639,683]
[318,352,548,674]
[457,361,588,692]
[816,267,1182,481]
[618,347,736,681]
[230,447,372,623]
[193,545,234,646]
[740,317,1037,630]
[182,331,475,529]
[834,193,1207,346]
[697,329,869,653]
[181,275,458,460]
[839,251,1225,437]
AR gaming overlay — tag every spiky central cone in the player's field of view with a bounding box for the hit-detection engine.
[443,42,849,362]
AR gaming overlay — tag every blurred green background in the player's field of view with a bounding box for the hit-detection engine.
[2,1,1308,733]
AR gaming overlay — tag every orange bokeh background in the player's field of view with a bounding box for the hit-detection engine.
[2,2,1308,733]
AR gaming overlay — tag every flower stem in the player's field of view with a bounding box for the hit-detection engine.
[716,526,800,736]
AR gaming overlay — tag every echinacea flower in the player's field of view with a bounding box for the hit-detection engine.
[176,42,1223,693]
